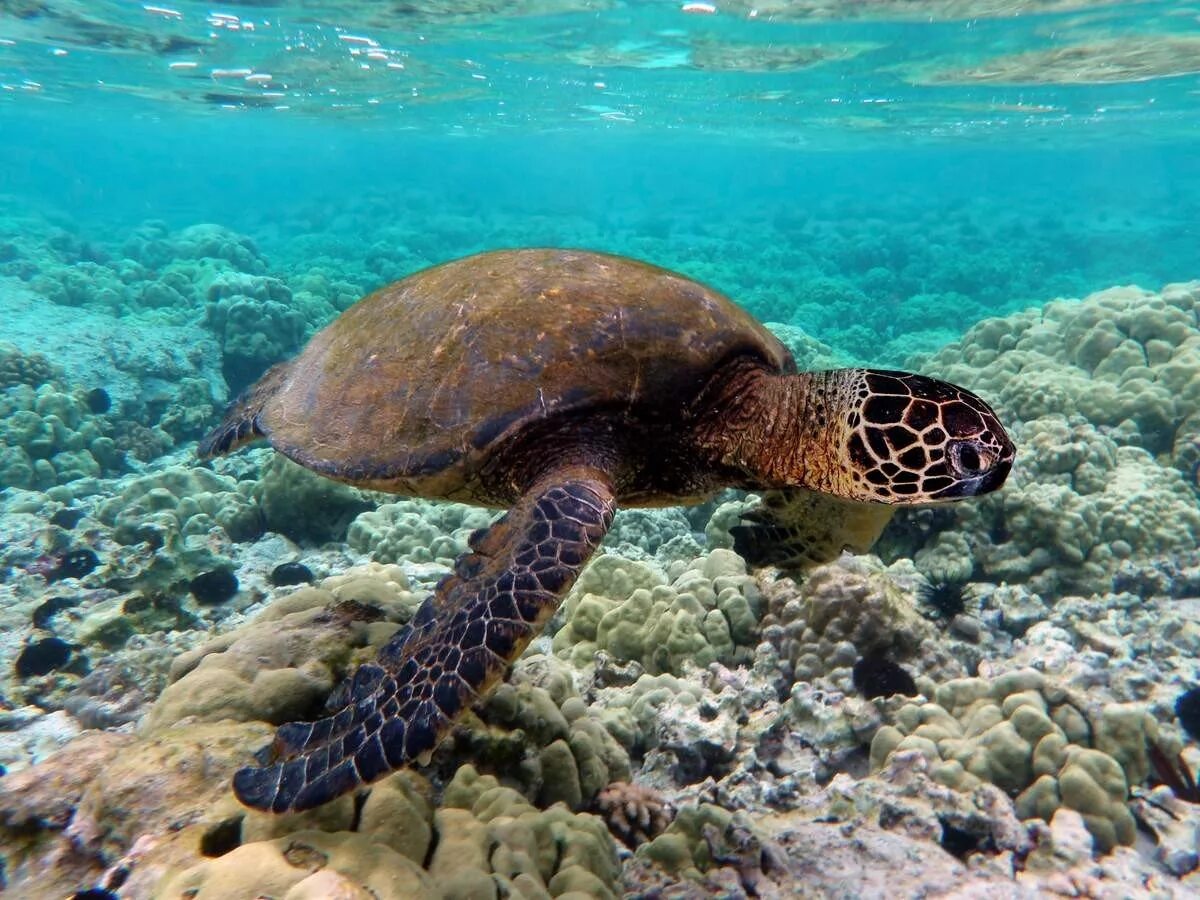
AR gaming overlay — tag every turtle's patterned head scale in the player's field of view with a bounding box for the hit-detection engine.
[840,369,1014,504]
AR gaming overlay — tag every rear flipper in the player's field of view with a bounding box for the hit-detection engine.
[731,489,895,570]
[232,465,616,813]
[197,361,292,458]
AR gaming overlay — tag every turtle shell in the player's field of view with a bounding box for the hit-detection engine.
[255,249,791,498]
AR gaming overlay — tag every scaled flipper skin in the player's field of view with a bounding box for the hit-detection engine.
[232,466,616,813]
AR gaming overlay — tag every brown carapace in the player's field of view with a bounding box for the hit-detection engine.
[199,248,1014,813]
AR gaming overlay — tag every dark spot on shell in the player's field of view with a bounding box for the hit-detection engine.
[471,408,524,450]
[16,637,75,678]
[852,652,917,700]
[32,595,78,630]
[190,569,239,605]
[85,388,112,414]
[407,447,460,477]
[50,507,86,530]
[270,562,314,587]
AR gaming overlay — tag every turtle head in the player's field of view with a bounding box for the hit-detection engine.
[831,369,1014,504]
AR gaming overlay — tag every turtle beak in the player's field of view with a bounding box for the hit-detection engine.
[973,454,1013,495]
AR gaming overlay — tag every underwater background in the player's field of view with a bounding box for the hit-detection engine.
[1,1,1200,897]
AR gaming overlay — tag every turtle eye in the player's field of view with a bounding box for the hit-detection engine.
[947,440,993,479]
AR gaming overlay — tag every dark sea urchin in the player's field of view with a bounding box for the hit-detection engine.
[1178,687,1200,743]
[916,572,977,624]
[852,651,918,700]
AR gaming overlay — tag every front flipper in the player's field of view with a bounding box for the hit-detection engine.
[232,465,616,813]
[731,488,894,570]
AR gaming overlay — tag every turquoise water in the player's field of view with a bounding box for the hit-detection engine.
[2,1,1198,367]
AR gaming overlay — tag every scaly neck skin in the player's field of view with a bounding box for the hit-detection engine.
[692,363,845,492]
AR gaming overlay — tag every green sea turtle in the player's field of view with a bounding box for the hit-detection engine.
[200,248,1014,813]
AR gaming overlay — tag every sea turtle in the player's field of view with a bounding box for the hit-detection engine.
[200,248,1014,813]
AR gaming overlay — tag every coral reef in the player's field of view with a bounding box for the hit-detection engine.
[0,342,61,389]
[553,549,762,676]
[454,655,633,810]
[122,222,267,275]
[869,669,1156,852]
[604,507,702,565]
[758,555,972,696]
[3,190,1200,898]
[897,283,1200,595]
[593,781,675,848]
[93,465,261,589]
[142,565,631,811]
[159,765,620,900]
[254,455,376,545]
[203,272,306,394]
[348,497,495,570]
[144,564,419,733]
[924,282,1200,475]
[0,723,271,896]
[0,568,625,898]
[0,382,123,490]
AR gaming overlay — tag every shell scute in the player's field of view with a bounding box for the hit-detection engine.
[256,249,790,496]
